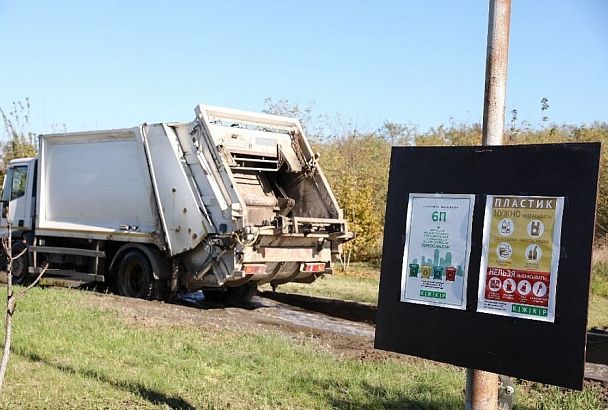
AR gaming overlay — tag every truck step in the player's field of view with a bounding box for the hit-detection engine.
[29,246,105,258]
[29,268,105,283]
[39,277,92,288]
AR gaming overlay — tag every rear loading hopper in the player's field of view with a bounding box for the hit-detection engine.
[177,105,353,295]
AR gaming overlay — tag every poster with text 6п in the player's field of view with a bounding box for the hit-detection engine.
[478,195,564,322]
[401,194,475,310]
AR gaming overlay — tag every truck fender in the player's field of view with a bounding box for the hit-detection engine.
[109,244,170,281]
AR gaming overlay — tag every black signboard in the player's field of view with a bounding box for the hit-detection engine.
[374,143,600,390]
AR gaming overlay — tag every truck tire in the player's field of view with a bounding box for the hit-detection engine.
[116,250,155,300]
[234,282,257,306]
[204,282,257,306]
[11,242,29,285]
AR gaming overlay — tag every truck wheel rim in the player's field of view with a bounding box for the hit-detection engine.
[123,260,148,296]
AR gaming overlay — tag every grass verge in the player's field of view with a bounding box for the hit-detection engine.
[0,287,604,408]
[588,294,608,329]
[262,273,380,305]
[270,263,608,329]
[592,263,608,299]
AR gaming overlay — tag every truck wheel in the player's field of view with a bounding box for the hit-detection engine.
[202,289,225,304]
[11,242,29,285]
[204,282,257,306]
[116,250,154,299]
[233,282,257,305]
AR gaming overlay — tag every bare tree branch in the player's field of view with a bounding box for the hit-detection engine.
[12,247,27,261]
[0,222,14,391]
[15,262,48,300]
[0,212,46,391]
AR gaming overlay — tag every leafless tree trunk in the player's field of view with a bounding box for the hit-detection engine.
[0,222,47,391]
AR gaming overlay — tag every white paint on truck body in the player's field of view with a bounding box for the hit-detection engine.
[36,129,164,245]
[142,123,209,255]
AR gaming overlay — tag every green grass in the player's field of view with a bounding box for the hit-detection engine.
[588,294,608,329]
[336,261,382,275]
[592,263,608,299]
[1,288,464,409]
[262,273,380,304]
[0,287,604,408]
[589,259,608,328]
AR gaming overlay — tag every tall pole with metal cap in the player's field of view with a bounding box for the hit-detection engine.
[466,0,512,408]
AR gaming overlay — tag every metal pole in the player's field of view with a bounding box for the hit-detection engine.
[481,0,512,146]
[466,369,499,410]
[467,0,512,408]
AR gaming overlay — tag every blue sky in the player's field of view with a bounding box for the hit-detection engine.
[0,0,606,136]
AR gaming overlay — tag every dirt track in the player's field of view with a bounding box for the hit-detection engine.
[84,292,406,363]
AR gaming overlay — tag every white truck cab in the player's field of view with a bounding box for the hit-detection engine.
[1,157,36,234]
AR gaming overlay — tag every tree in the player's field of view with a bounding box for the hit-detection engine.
[0,99,47,390]
[318,131,391,262]
[0,99,37,180]
[378,121,418,146]
[263,97,321,139]
[540,97,550,124]
[0,219,47,390]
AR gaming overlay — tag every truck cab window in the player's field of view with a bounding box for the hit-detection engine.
[10,166,27,200]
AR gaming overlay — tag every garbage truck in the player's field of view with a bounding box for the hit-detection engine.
[0,104,352,303]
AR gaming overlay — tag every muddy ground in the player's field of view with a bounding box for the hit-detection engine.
[85,292,410,364]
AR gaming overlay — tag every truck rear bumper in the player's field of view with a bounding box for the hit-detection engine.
[225,232,342,285]
[228,261,331,286]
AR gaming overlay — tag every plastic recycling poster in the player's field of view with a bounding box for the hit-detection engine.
[401,193,475,310]
[477,195,564,322]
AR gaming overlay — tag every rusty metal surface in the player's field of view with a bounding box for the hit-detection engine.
[466,369,499,410]
[475,0,513,404]
[482,0,512,146]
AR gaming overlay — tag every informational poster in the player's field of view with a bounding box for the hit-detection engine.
[401,193,475,310]
[477,195,564,322]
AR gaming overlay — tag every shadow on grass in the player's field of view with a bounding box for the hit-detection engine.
[17,350,195,409]
[296,376,464,410]
[307,376,539,410]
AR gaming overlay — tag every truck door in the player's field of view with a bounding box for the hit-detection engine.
[1,163,33,233]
